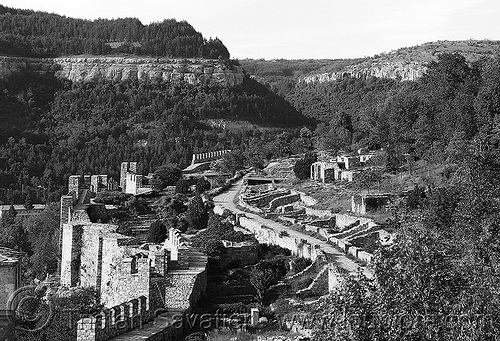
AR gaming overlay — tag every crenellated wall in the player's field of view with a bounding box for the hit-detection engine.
[0,56,244,86]
[77,296,149,341]
[190,149,231,165]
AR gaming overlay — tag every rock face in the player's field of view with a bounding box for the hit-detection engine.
[300,61,427,84]
[0,56,245,86]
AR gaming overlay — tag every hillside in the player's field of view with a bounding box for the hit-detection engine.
[241,40,500,87]
[0,5,229,58]
[0,6,314,205]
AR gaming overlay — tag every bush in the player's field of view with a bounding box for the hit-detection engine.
[93,191,131,205]
[185,194,209,230]
[151,164,182,190]
[148,220,167,243]
[293,151,317,180]
[175,178,190,194]
[195,177,211,194]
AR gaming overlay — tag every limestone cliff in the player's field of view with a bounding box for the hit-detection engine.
[0,56,245,86]
[300,61,427,84]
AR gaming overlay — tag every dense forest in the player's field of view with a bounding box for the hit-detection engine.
[0,69,312,204]
[283,53,500,163]
[0,5,229,58]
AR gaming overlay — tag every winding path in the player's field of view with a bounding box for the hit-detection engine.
[213,179,374,279]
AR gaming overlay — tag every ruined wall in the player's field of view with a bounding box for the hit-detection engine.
[297,265,330,298]
[60,223,84,287]
[244,189,290,208]
[237,216,321,261]
[76,296,149,341]
[164,270,206,312]
[267,193,301,211]
[100,237,150,308]
[286,250,328,292]
[334,214,374,229]
[0,56,245,87]
[304,208,335,219]
[219,242,259,268]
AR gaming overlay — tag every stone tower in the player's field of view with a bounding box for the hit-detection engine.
[120,162,137,192]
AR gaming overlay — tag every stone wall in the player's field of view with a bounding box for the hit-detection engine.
[164,270,206,312]
[219,242,259,268]
[76,296,149,341]
[334,214,374,229]
[244,189,291,208]
[297,265,330,298]
[267,193,301,211]
[100,237,150,308]
[0,56,245,86]
[291,190,317,207]
[304,208,335,219]
[191,149,231,165]
[286,250,328,292]
[237,216,321,261]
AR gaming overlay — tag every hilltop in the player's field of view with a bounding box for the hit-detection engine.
[241,39,500,85]
[0,4,229,59]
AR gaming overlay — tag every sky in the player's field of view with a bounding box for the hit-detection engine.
[2,0,500,60]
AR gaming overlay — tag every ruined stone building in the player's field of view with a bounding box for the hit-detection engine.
[120,162,153,195]
[54,168,208,341]
[310,150,376,183]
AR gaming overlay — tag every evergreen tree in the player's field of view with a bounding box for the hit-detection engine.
[24,192,34,210]
[185,195,208,231]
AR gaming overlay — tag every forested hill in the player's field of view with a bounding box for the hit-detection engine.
[0,5,229,58]
[0,69,312,204]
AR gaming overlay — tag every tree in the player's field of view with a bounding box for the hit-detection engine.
[148,220,167,243]
[293,151,317,180]
[249,265,277,304]
[353,169,382,192]
[151,164,182,190]
[124,196,148,216]
[195,177,211,194]
[175,178,190,194]
[215,151,245,174]
[0,205,29,252]
[23,192,34,210]
[22,203,59,278]
[185,195,208,230]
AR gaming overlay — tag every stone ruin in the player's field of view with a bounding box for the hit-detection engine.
[120,162,153,195]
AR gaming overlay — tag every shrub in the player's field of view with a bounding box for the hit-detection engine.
[93,191,131,205]
[148,220,167,243]
[175,178,190,194]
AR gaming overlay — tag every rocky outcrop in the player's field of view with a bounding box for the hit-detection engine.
[300,61,427,84]
[0,55,245,86]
